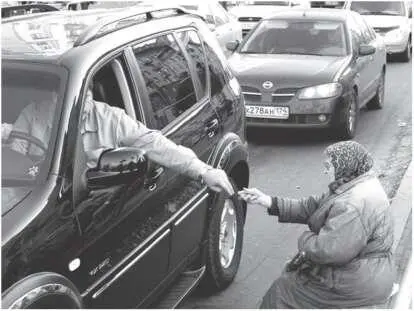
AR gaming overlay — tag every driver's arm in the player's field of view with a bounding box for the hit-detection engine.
[9,104,33,155]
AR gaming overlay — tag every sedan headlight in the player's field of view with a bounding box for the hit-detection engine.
[298,83,343,100]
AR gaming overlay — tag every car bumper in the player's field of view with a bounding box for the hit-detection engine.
[379,34,409,54]
[385,42,407,54]
[244,95,345,129]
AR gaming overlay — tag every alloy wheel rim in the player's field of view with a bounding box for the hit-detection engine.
[219,199,237,269]
[348,97,356,133]
[379,74,385,106]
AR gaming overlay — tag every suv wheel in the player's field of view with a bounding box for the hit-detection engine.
[2,272,82,309]
[201,178,244,292]
[367,71,385,110]
[337,89,358,140]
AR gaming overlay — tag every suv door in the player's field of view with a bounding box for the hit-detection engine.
[70,55,172,308]
[127,30,221,272]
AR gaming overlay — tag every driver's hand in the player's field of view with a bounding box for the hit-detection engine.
[2,123,12,142]
[202,168,234,196]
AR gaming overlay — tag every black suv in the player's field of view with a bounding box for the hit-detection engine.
[1,6,249,308]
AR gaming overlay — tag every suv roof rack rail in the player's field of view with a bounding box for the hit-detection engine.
[74,6,192,47]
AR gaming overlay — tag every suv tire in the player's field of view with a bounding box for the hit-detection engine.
[337,89,358,140]
[2,272,82,309]
[201,178,244,292]
[367,71,385,110]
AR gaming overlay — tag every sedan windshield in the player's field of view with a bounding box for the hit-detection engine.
[350,1,405,16]
[240,19,347,56]
[1,63,66,185]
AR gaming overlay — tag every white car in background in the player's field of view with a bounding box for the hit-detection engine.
[344,0,412,62]
[229,1,310,37]
[172,0,243,54]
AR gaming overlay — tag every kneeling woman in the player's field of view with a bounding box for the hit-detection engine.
[239,141,395,309]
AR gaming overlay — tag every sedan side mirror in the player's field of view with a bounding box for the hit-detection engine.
[359,44,376,56]
[205,14,216,30]
[226,40,240,52]
[86,147,148,189]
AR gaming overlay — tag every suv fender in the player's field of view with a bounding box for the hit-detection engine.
[208,132,249,218]
[2,272,83,309]
[209,132,248,173]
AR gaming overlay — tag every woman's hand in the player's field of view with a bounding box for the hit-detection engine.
[238,187,272,208]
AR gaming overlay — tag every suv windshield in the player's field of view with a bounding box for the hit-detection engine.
[350,1,405,16]
[240,19,347,56]
[1,63,66,186]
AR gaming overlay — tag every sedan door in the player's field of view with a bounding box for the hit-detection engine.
[358,16,386,101]
[348,14,373,106]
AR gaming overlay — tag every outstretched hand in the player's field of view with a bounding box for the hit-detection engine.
[202,168,234,196]
[238,187,272,208]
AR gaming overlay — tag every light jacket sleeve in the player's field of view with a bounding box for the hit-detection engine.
[276,193,327,224]
[298,200,369,265]
[10,104,33,154]
[116,112,211,180]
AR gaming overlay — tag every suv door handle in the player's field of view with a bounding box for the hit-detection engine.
[205,119,219,138]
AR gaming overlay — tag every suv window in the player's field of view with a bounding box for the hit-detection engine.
[176,30,208,99]
[133,34,197,130]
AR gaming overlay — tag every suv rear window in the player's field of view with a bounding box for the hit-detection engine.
[133,33,197,130]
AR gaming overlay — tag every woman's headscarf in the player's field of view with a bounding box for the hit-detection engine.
[325,141,374,191]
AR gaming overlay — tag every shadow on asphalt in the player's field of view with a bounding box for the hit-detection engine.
[246,127,340,146]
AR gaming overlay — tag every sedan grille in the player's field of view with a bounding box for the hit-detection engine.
[238,17,262,22]
[242,86,298,104]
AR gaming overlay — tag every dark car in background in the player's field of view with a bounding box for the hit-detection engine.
[1,5,249,308]
[227,9,386,139]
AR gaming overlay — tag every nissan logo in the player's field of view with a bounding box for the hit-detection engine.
[262,81,273,89]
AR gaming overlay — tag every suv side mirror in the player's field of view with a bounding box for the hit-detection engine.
[226,40,240,52]
[359,44,376,56]
[86,147,148,189]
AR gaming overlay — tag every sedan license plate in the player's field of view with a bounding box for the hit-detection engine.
[245,105,289,119]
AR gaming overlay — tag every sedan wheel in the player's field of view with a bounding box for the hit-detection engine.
[400,37,411,62]
[367,72,385,110]
[337,89,358,140]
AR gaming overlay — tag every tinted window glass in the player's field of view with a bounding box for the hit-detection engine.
[240,20,347,56]
[350,1,405,16]
[176,30,208,99]
[134,34,197,130]
[202,38,227,97]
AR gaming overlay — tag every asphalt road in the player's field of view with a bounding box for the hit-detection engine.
[181,59,412,308]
